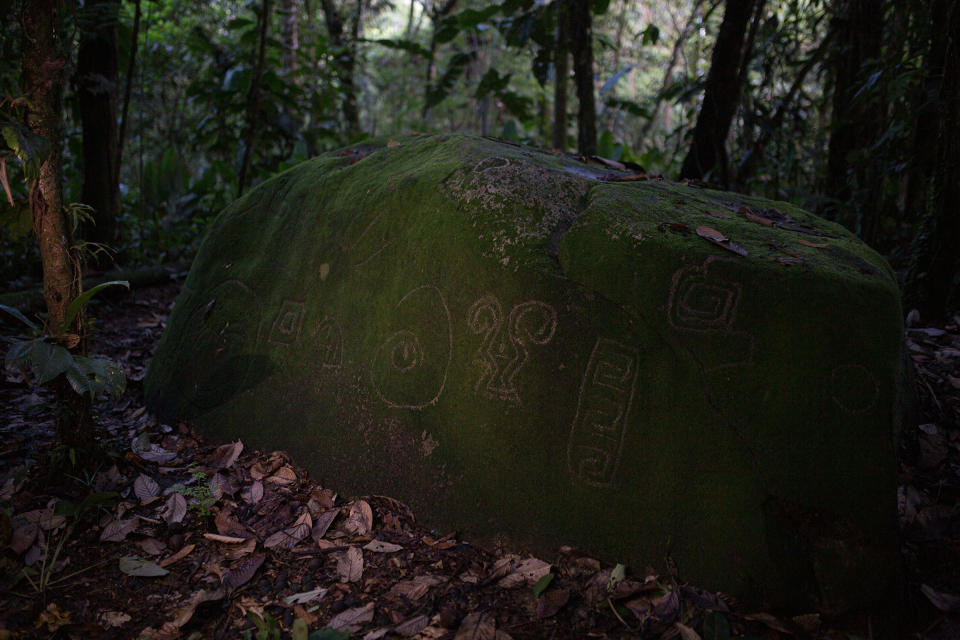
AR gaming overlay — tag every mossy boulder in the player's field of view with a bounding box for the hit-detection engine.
[145,134,903,612]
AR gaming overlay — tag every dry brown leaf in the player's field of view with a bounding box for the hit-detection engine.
[394,614,430,637]
[204,533,248,544]
[21,506,66,531]
[363,539,403,553]
[99,610,132,629]
[100,518,137,543]
[241,480,264,505]
[159,543,196,567]
[266,465,297,486]
[223,554,265,591]
[536,588,570,618]
[454,612,512,640]
[335,545,364,582]
[312,509,339,543]
[209,440,243,469]
[161,493,187,525]
[224,537,257,559]
[264,511,312,550]
[675,621,701,640]
[309,487,337,511]
[249,459,280,480]
[695,226,748,256]
[497,556,551,589]
[9,523,37,553]
[342,500,373,536]
[797,237,828,248]
[134,474,161,502]
[170,588,226,629]
[214,508,248,537]
[389,575,444,601]
[137,537,167,556]
[328,602,375,631]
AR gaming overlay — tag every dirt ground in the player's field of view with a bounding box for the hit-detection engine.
[1,280,959,639]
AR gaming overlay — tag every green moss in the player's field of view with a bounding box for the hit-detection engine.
[146,134,902,613]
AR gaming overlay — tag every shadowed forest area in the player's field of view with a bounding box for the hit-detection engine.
[1,0,960,638]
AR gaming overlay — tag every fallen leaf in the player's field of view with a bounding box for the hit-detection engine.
[497,556,551,589]
[100,611,132,629]
[224,537,257,559]
[209,440,243,469]
[284,587,329,605]
[454,612,512,640]
[223,554,265,591]
[328,602,375,631]
[100,518,137,542]
[159,543,196,567]
[335,545,364,582]
[35,603,71,633]
[921,584,960,613]
[675,621,701,640]
[312,509,340,543]
[9,523,38,553]
[742,612,792,633]
[134,474,160,502]
[696,225,748,256]
[119,555,169,577]
[536,588,570,618]
[797,237,828,248]
[266,465,297,486]
[21,506,65,531]
[706,210,732,219]
[265,511,312,549]
[249,459,280,480]
[137,537,167,556]
[342,500,373,536]
[740,207,773,226]
[161,493,187,525]
[215,508,248,537]
[204,533,248,544]
[395,614,430,637]
[389,575,444,601]
[363,539,403,553]
[241,480,264,505]
[169,588,226,629]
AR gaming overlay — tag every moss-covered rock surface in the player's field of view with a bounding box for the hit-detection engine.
[145,134,903,612]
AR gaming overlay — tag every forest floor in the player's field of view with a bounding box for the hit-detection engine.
[1,280,959,640]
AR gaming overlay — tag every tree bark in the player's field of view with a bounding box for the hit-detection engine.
[904,0,960,320]
[238,0,272,196]
[551,0,569,150]
[679,0,757,185]
[117,0,141,170]
[422,0,459,123]
[569,0,596,156]
[77,0,121,262]
[822,0,883,234]
[322,0,361,136]
[281,0,300,76]
[22,0,93,449]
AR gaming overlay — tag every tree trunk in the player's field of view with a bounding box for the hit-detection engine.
[822,0,883,234]
[238,0,272,196]
[679,0,757,185]
[322,0,361,136]
[117,0,141,170]
[21,0,94,450]
[551,0,569,150]
[77,0,121,264]
[422,0,459,123]
[904,0,960,320]
[281,0,300,76]
[569,0,596,156]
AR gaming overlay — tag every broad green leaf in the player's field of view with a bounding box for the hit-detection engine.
[368,38,430,58]
[607,563,626,591]
[0,303,38,330]
[62,280,130,331]
[68,355,126,399]
[532,572,554,597]
[292,618,308,640]
[3,338,34,370]
[30,341,73,384]
[1,121,50,182]
[118,556,169,577]
[642,24,660,46]
[475,69,511,99]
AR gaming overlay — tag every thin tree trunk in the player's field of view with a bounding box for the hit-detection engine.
[551,0,569,150]
[77,0,121,262]
[238,0,272,196]
[904,0,959,320]
[822,0,883,232]
[22,0,93,449]
[281,0,300,76]
[322,0,361,136]
[422,0,458,122]
[570,0,596,156]
[118,0,141,170]
[679,0,757,185]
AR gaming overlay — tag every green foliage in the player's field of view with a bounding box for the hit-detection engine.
[170,464,217,517]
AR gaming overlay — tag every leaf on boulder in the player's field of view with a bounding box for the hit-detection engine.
[119,555,169,577]
[161,493,187,525]
[134,474,161,502]
[695,226,747,256]
[209,440,243,469]
[335,545,364,583]
[222,553,265,591]
[100,518,137,542]
[328,602,374,631]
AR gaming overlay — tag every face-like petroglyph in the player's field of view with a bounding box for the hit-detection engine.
[467,296,558,404]
[371,285,453,410]
[830,364,879,414]
[567,338,639,488]
[313,316,343,369]
[667,257,754,371]
[269,300,306,346]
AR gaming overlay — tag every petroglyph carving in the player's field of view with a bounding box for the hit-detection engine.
[341,209,392,267]
[372,285,453,409]
[313,316,343,369]
[831,364,879,414]
[467,296,558,404]
[667,257,754,370]
[269,300,306,346]
[567,338,639,488]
